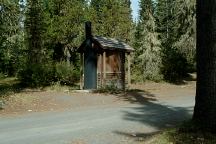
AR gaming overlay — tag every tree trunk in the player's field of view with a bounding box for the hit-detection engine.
[193,0,216,132]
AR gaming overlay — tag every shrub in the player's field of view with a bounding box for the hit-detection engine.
[0,73,6,79]
[55,61,79,85]
[18,63,55,87]
[18,61,80,87]
[95,81,123,94]
[161,48,189,82]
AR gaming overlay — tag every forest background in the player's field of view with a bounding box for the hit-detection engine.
[0,0,196,87]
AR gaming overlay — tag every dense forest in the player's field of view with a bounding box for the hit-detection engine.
[0,0,196,87]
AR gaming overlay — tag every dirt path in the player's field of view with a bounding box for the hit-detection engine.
[0,81,196,116]
[0,81,196,144]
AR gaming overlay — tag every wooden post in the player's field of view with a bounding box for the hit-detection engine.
[121,52,126,90]
[103,52,106,87]
[80,53,84,89]
[127,53,131,88]
[99,54,103,88]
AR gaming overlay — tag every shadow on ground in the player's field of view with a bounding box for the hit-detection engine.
[114,89,193,142]
[0,78,23,98]
[167,73,197,85]
[0,78,26,111]
[122,89,156,104]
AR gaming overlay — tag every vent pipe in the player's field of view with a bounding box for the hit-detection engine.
[85,21,92,39]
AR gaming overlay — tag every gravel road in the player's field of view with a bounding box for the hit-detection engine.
[0,93,194,144]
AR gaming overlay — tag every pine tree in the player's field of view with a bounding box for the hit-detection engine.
[173,0,196,71]
[47,0,85,45]
[0,0,21,75]
[117,0,133,42]
[156,0,189,81]
[133,0,162,81]
[19,0,85,86]
[90,0,108,36]
[19,0,53,86]
[42,0,86,66]
[155,0,175,44]
[90,0,133,42]
[25,0,46,64]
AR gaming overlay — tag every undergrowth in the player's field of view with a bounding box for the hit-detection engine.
[143,121,216,144]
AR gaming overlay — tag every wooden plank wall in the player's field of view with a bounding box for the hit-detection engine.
[97,51,125,89]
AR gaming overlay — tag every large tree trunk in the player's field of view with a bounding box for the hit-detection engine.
[193,0,216,132]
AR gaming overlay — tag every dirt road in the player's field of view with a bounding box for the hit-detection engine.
[0,82,195,144]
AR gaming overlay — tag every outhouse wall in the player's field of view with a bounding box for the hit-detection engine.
[97,50,125,89]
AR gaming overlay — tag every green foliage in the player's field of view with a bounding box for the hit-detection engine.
[132,0,163,82]
[161,47,189,81]
[144,122,216,144]
[155,0,176,44]
[44,0,85,69]
[55,62,79,85]
[45,0,86,47]
[0,0,24,76]
[18,0,84,87]
[173,0,196,72]
[0,77,22,108]
[25,0,47,64]
[0,73,6,79]
[18,63,55,87]
[155,0,196,82]
[95,84,123,94]
[0,0,197,86]
[18,61,80,87]
[90,0,133,42]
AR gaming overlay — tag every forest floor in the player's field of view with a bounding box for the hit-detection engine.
[0,77,195,116]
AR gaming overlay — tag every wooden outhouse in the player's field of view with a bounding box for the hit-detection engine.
[78,22,134,90]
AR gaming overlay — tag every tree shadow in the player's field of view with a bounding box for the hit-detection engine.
[166,73,196,85]
[119,89,157,104]
[0,80,23,98]
[114,89,193,142]
[0,78,26,110]
[122,102,192,129]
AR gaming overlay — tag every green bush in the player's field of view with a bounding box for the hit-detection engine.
[95,81,123,94]
[0,73,6,79]
[18,61,80,87]
[55,61,79,85]
[18,63,55,87]
[161,48,189,82]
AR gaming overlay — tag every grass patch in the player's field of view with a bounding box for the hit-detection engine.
[0,77,23,98]
[0,77,77,100]
[94,86,124,94]
[43,81,79,92]
[0,77,79,97]
[144,122,216,144]
[0,77,24,109]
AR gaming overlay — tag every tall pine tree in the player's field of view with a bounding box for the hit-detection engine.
[0,0,22,75]
[45,0,86,65]
[156,0,189,81]
[133,0,162,81]
[90,0,132,42]
[25,0,46,64]
[173,0,196,71]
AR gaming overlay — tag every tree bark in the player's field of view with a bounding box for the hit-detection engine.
[193,0,216,132]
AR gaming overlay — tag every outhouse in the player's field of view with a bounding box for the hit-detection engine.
[78,22,134,90]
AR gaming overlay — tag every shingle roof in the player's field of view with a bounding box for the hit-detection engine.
[93,36,134,52]
[78,36,134,53]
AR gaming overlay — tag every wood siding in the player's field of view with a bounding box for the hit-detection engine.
[97,51,125,89]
